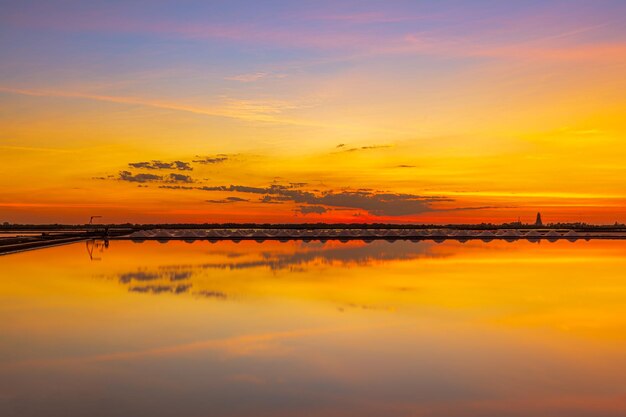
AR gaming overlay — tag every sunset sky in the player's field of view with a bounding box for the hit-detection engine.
[1,0,625,224]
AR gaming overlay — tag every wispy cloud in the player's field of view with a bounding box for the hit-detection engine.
[6,5,623,63]
[0,87,312,126]
[193,156,229,164]
[206,197,249,204]
[119,171,162,183]
[340,144,393,153]
[0,145,73,153]
[129,160,192,170]
[118,171,194,183]
[297,205,327,215]
[224,72,286,83]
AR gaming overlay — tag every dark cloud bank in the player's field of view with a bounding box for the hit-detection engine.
[160,183,454,216]
[110,154,498,216]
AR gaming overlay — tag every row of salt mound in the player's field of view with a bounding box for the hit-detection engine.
[129,230,154,238]
[544,230,561,237]
[500,230,522,237]
[129,228,589,240]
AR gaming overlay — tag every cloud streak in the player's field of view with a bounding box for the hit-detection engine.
[118,171,162,183]
[297,205,327,215]
[129,160,192,170]
[118,171,194,183]
[206,197,249,204]
[0,87,313,126]
[192,156,229,164]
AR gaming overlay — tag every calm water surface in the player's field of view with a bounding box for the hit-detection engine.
[1,240,626,417]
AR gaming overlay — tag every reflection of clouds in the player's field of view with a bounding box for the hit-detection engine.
[130,284,191,294]
[170,271,193,281]
[113,241,444,297]
[192,240,440,271]
[117,268,194,295]
[195,290,228,300]
[247,240,442,270]
[338,303,394,313]
[5,327,341,368]
[119,270,192,283]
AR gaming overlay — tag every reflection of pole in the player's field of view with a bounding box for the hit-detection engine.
[85,239,107,261]
[85,240,96,260]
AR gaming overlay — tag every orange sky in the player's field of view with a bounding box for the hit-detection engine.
[1,1,625,224]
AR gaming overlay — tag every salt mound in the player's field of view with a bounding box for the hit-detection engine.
[154,230,173,238]
[129,230,151,238]
[501,230,521,237]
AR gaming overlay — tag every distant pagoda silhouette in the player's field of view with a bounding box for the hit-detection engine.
[535,212,543,226]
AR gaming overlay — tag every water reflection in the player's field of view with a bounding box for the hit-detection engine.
[85,239,109,261]
[1,240,626,417]
[109,240,446,298]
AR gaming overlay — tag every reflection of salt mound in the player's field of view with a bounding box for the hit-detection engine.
[544,229,560,243]
[478,230,494,242]
[501,229,520,242]
[563,230,579,242]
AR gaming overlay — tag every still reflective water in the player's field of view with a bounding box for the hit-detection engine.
[1,239,626,417]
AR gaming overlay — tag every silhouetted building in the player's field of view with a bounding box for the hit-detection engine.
[535,212,543,226]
